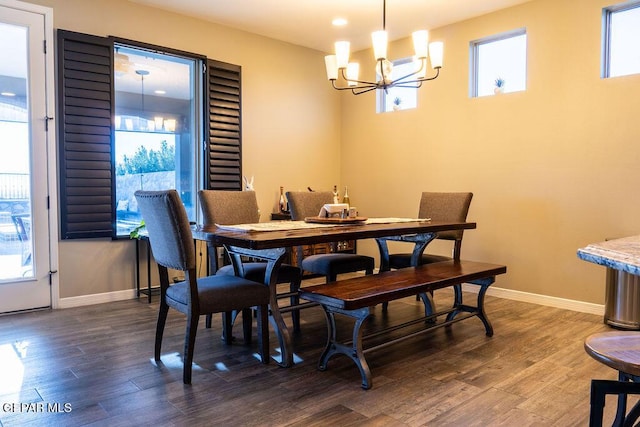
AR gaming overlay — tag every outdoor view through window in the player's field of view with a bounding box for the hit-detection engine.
[114,45,198,236]
[0,22,31,280]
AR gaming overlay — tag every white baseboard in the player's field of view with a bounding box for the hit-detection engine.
[462,283,605,316]
[58,289,137,309]
[56,282,605,318]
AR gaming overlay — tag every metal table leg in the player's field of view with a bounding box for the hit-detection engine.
[225,245,292,367]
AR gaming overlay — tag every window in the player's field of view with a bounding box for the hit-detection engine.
[603,2,640,78]
[470,29,527,97]
[114,45,200,236]
[377,58,418,113]
[56,30,243,239]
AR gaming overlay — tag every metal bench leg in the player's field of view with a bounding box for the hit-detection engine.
[446,277,495,337]
[318,306,373,390]
[418,291,436,323]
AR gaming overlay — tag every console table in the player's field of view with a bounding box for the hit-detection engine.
[134,235,199,303]
[270,211,356,268]
[135,236,158,303]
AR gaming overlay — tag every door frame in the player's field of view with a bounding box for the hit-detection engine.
[0,0,59,309]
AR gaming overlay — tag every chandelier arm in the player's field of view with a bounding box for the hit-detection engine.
[332,67,439,92]
[352,86,379,95]
[424,67,441,81]
[390,59,426,85]
[338,67,380,87]
[390,82,423,89]
[417,67,441,82]
[393,67,441,87]
[391,70,422,85]
[390,62,440,86]
[331,79,378,92]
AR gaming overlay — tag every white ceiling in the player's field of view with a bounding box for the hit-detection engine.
[1,0,533,100]
[128,0,533,53]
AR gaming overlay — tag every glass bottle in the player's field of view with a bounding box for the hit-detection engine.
[342,186,350,207]
[333,185,339,204]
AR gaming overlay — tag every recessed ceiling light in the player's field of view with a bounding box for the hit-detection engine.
[332,18,347,26]
[1,92,16,97]
[154,90,166,95]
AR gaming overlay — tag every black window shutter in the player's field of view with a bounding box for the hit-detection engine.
[206,60,242,190]
[57,30,114,239]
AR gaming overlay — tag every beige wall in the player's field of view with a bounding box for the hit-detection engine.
[28,0,640,305]
[342,0,640,304]
[29,0,341,298]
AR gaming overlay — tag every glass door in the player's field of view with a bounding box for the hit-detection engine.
[0,2,55,313]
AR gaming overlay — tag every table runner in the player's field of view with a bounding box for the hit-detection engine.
[214,217,431,232]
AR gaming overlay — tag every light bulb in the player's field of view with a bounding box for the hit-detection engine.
[335,41,350,69]
[372,30,388,60]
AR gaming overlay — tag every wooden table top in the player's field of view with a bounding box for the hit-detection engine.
[192,219,476,250]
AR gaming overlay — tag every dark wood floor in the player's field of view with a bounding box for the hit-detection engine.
[0,284,628,426]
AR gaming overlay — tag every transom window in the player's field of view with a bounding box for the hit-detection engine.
[602,1,640,78]
[377,58,418,113]
[470,29,527,97]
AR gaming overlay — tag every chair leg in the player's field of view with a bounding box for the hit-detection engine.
[589,380,606,427]
[588,378,640,427]
[242,308,253,344]
[205,313,212,328]
[222,312,233,344]
[290,276,302,333]
[615,371,630,426]
[155,300,169,361]
[182,312,199,384]
[257,304,269,364]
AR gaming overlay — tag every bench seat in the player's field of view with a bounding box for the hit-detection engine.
[299,259,507,389]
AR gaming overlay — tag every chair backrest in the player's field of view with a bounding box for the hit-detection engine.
[286,191,334,220]
[134,190,195,272]
[198,190,260,225]
[418,192,473,243]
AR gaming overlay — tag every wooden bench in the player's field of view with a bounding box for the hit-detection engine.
[299,259,507,389]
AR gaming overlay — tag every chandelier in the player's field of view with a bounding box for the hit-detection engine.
[324,0,443,95]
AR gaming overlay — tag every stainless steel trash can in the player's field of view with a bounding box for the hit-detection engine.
[605,267,640,329]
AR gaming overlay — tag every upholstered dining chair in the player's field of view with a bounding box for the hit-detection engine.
[384,192,474,269]
[286,190,375,283]
[198,190,304,332]
[135,189,269,384]
[584,331,640,426]
[376,192,473,311]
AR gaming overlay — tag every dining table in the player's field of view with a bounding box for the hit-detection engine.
[191,217,477,367]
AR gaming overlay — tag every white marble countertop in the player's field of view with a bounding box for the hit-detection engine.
[577,235,640,275]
